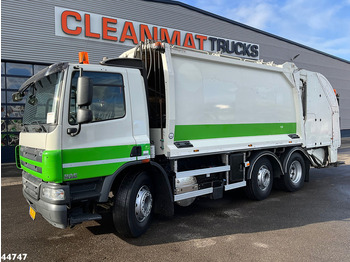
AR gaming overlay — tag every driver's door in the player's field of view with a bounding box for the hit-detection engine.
[60,65,136,182]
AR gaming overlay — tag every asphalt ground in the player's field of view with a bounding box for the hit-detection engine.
[1,138,350,262]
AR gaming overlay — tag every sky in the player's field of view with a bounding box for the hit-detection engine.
[178,0,350,61]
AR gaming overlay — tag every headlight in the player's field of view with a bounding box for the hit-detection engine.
[42,187,65,201]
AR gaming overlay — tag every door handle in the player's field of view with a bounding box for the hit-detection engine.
[130,146,142,157]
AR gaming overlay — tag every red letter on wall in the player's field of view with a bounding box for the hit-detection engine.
[140,24,153,42]
[183,33,196,49]
[102,17,118,41]
[160,29,181,45]
[61,11,82,35]
[85,14,100,38]
[195,35,207,50]
[160,28,170,43]
[120,22,138,44]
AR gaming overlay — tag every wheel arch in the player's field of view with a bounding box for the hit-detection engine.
[281,147,311,182]
[99,160,174,217]
[246,151,283,180]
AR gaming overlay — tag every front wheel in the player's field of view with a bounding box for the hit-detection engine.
[113,171,153,238]
[245,157,273,200]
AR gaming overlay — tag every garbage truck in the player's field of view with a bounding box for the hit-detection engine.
[13,42,341,237]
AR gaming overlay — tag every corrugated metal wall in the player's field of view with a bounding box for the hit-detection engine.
[2,0,350,129]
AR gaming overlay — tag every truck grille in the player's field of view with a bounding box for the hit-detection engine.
[20,146,43,174]
[22,171,42,200]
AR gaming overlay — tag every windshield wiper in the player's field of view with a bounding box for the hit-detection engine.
[22,124,29,132]
[30,121,47,133]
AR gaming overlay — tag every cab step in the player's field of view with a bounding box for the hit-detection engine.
[70,213,102,225]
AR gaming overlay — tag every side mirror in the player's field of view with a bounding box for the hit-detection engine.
[77,108,93,124]
[68,75,93,136]
[76,76,93,124]
[12,92,24,102]
[77,76,93,106]
[28,94,38,106]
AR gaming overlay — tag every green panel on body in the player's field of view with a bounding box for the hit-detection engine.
[140,144,151,156]
[61,144,135,163]
[61,144,135,182]
[61,144,152,182]
[62,162,126,182]
[42,150,62,182]
[22,165,42,178]
[20,150,62,183]
[19,144,151,183]
[174,123,297,141]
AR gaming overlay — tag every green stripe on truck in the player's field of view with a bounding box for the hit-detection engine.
[61,144,136,182]
[20,144,150,183]
[174,123,297,141]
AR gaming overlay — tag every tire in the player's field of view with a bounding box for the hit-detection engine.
[245,157,273,200]
[280,152,306,192]
[113,171,153,238]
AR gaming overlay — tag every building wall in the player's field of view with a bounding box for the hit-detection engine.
[1,0,350,162]
[1,61,49,163]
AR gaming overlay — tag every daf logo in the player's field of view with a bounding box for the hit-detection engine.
[64,173,78,180]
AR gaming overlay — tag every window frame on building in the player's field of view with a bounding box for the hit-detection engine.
[1,60,49,163]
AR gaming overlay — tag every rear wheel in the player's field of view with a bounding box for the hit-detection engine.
[245,157,273,200]
[113,171,153,237]
[280,152,306,192]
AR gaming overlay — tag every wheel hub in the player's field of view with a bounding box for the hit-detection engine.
[257,165,271,191]
[135,185,153,223]
[289,160,302,185]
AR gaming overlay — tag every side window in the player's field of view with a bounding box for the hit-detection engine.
[69,71,125,124]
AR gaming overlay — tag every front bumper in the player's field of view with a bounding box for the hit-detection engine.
[24,192,68,229]
[22,171,103,228]
[22,171,68,228]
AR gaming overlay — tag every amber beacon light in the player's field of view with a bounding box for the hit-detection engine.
[79,52,89,64]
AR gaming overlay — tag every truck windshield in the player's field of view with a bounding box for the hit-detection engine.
[21,70,64,132]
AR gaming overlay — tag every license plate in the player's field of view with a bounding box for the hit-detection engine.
[29,206,36,220]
